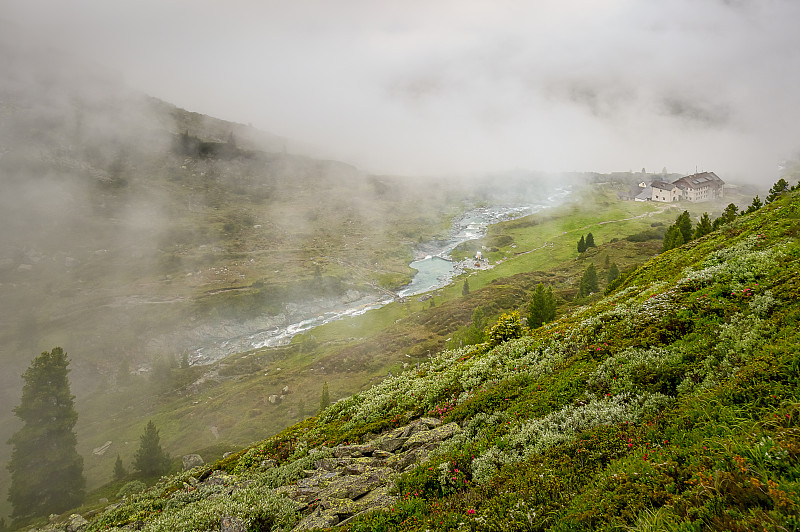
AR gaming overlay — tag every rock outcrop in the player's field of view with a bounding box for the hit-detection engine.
[182,453,205,470]
[283,417,460,530]
[29,417,461,532]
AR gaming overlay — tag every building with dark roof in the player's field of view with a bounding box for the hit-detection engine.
[672,172,724,202]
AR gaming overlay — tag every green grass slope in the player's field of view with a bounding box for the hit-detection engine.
[58,190,800,531]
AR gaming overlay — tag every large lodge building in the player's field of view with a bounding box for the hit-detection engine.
[630,172,725,203]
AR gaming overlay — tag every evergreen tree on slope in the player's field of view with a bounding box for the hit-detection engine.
[7,347,85,520]
[133,421,171,477]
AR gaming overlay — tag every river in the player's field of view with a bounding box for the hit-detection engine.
[190,188,570,363]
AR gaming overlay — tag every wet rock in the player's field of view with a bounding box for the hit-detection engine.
[402,422,461,450]
[375,437,407,452]
[333,443,374,458]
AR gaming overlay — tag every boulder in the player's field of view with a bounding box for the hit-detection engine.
[294,507,339,530]
[402,422,461,450]
[65,513,88,532]
[182,454,204,471]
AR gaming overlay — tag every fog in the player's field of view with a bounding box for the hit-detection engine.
[2,0,800,519]
[5,0,800,182]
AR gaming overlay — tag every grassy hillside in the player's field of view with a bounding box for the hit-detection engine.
[30,188,800,531]
[68,185,683,499]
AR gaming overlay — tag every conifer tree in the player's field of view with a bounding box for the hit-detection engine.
[319,381,331,412]
[745,195,763,214]
[766,178,789,203]
[577,235,586,253]
[133,421,171,477]
[578,264,599,298]
[113,454,127,480]
[713,203,738,230]
[662,225,684,252]
[607,263,620,285]
[7,347,85,520]
[676,211,693,244]
[528,283,556,329]
[694,213,713,239]
[462,278,470,296]
[585,232,596,248]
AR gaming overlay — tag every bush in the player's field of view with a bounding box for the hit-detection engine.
[117,480,146,499]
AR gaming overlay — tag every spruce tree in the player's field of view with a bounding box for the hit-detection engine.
[133,421,171,477]
[746,195,763,214]
[607,263,620,285]
[766,178,789,203]
[7,347,85,520]
[577,235,586,253]
[676,211,693,244]
[462,278,470,296]
[585,232,596,248]
[528,283,556,329]
[113,454,127,480]
[578,264,599,297]
[319,381,331,412]
[694,213,713,239]
[662,225,684,252]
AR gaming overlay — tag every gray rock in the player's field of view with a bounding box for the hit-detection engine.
[65,513,88,532]
[376,437,407,453]
[182,454,204,471]
[220,516,247,532]
[402,422,461,450]
[333,443,374,458]
[294,507,339,530]
[260,458,276,470]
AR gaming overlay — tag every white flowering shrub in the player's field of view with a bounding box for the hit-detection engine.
[682,235,787,290]
[134,484,298,532]
[471,391,672,483]
[588,346,683,395]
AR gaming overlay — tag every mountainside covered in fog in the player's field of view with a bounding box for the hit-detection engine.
[0,32,577,521]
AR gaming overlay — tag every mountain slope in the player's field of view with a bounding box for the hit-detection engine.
[52,189,800,531]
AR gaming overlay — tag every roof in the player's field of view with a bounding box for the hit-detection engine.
[651,180,678,190]
[672,172,724,189]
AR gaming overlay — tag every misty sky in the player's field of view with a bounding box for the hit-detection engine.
[4,0,800,182]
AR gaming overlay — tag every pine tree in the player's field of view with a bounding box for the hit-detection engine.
[766,178,789,203]
[676,211,693,244]
[713,203,738,230]
[577,235,586,253]
[133,421,171,477]
[746,195,763,214]
[694,213,713,239]
[319,381,331,412]
[462,278,470,296]
[585,232,596,248]
[607,263,620,285]
[578,264,599,298]
[662,225,684,252]
[7,347,85,520]
[113,454,127,481]
[528,284,556,329]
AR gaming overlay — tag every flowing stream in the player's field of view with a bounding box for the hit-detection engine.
[190,188,570,364]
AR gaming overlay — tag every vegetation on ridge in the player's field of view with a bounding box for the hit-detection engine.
[44,188,800,531]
